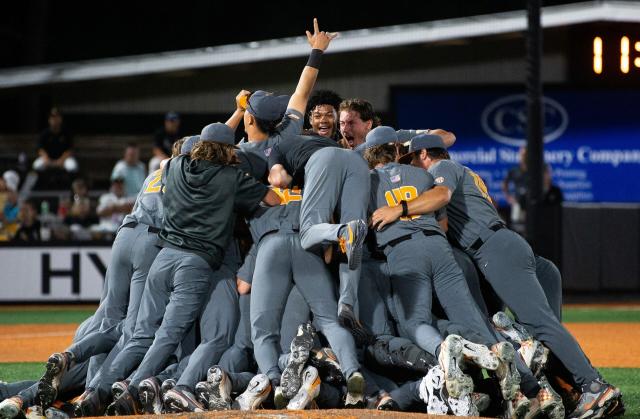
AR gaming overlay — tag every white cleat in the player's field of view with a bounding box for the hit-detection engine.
[0,398,23,419]
[287,366,321,410]
[232,374,271,411]
[418,366,449,415]
[206,366,232,410]
[459,337,500,370]
[492,342,521,401]
[438,335,474,399]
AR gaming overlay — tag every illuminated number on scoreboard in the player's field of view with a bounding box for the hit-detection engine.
[593,37,603,75]
[621,36,630,74]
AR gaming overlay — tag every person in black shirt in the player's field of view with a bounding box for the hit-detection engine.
[149,112,182,172]
[87,122,280,415]
[33,108,78,173]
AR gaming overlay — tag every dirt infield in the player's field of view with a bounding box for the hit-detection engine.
[1,322,639,367]
[86,410,486,419]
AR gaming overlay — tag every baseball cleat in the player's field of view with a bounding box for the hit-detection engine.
[37,352,72,409]
[44,407,68,419]
[503,391,531,419]
[338,219,367,270]
[447,393,479,417]
[338,303,373,346]
[459,337,499,370]
[280,324,315,399]
[537,376,565,419]
[492,341,521,401]
[438,335,474,399]
[0,397,23,419]
[25,405,44,419]
[309,347,344,385]
[105,389,141,416]
[344,371,366,408]
[567,379,621,419]
[160,378,176,399]
[287,366,321,410]
[205,366,232,410]
[492,312,532,342]
[471,392,491,414]
[232,374,271,411]
[272,386,288,410]
[139,377,163,414]
[110,380,130,401]
[194,381,214,409]
[418,366,449,415]
[162,388,204,413]
[74,389,105,417]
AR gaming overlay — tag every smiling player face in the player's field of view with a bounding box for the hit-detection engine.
[309,104,337,138]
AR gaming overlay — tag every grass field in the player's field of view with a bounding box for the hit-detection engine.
[1,305,639,417]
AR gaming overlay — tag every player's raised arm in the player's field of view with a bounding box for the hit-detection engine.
[287,18,338,116]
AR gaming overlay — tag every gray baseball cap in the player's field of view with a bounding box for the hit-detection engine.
[247,90,290,121]
[355,126,399,154]
[180,135,201,154]
[399,133,446,163]
[200,123,236,146]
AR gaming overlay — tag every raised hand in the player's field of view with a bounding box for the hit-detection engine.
[305,18,338,52]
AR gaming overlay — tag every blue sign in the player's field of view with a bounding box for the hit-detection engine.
[393,88,640,205]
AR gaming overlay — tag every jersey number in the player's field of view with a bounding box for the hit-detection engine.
[468,170,490,201]
[144,170,163,194]
[273,187,302,205]
[384,186,420,220]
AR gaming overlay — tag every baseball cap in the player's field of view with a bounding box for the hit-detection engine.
[200,123,236,146]
[246,90,290,121]
[396,129,418,144]
[398,133,446,164]
[165,111,180,121]
[180,135,201,154]
[354,126,399,154]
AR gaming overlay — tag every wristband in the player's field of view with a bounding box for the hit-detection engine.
[306,49,323,69]
[400,200,408,217]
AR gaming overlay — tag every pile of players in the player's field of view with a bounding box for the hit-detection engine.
[0,19,625,419]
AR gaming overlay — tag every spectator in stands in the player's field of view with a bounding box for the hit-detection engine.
[338,98,381,149]
[305,89,343,142]
[33,108,78,173]
[94,177,133,234]
[13,199,41,243]
[544,165,564,206]
[111,143,146,197]
[0,171,20,240]
[149,111,182,171]
[65,178,95,227]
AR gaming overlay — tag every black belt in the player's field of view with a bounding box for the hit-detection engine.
[385,230,443,248]
[122,221,161,234]
[469,224,505,251]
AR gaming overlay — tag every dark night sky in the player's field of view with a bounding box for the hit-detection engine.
[1,0,586,69]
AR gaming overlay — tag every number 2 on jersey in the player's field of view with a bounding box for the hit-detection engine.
[144,170,163,194]
[384,186,420,220]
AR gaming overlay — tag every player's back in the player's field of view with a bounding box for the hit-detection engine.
[370,162,442,247]
[122,169,164,229]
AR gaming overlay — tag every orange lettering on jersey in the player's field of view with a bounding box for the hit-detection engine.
[272,187,302,205]
[384,186,420,220]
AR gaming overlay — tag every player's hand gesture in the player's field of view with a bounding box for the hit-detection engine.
[235,90,251,111]
[306,18,338,52]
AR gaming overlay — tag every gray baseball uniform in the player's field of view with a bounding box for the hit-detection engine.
[92,155,269,400]
[248,195,360,382]
[370,162,498,355]
[428,158,598,386]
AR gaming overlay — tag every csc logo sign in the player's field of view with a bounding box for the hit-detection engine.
[481,94,568,147]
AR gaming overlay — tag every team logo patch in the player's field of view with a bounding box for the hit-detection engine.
[391,174,401,183]
[435,176,445,184]
[264,147,272,157]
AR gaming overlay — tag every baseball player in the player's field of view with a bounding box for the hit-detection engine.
[371,133,622,419]
[24,139,192,417]
[362,127,523,400]
[73,123,280,415]
[305,89,343,141]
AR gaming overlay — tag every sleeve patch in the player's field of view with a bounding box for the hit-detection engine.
[435,176,445,184]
